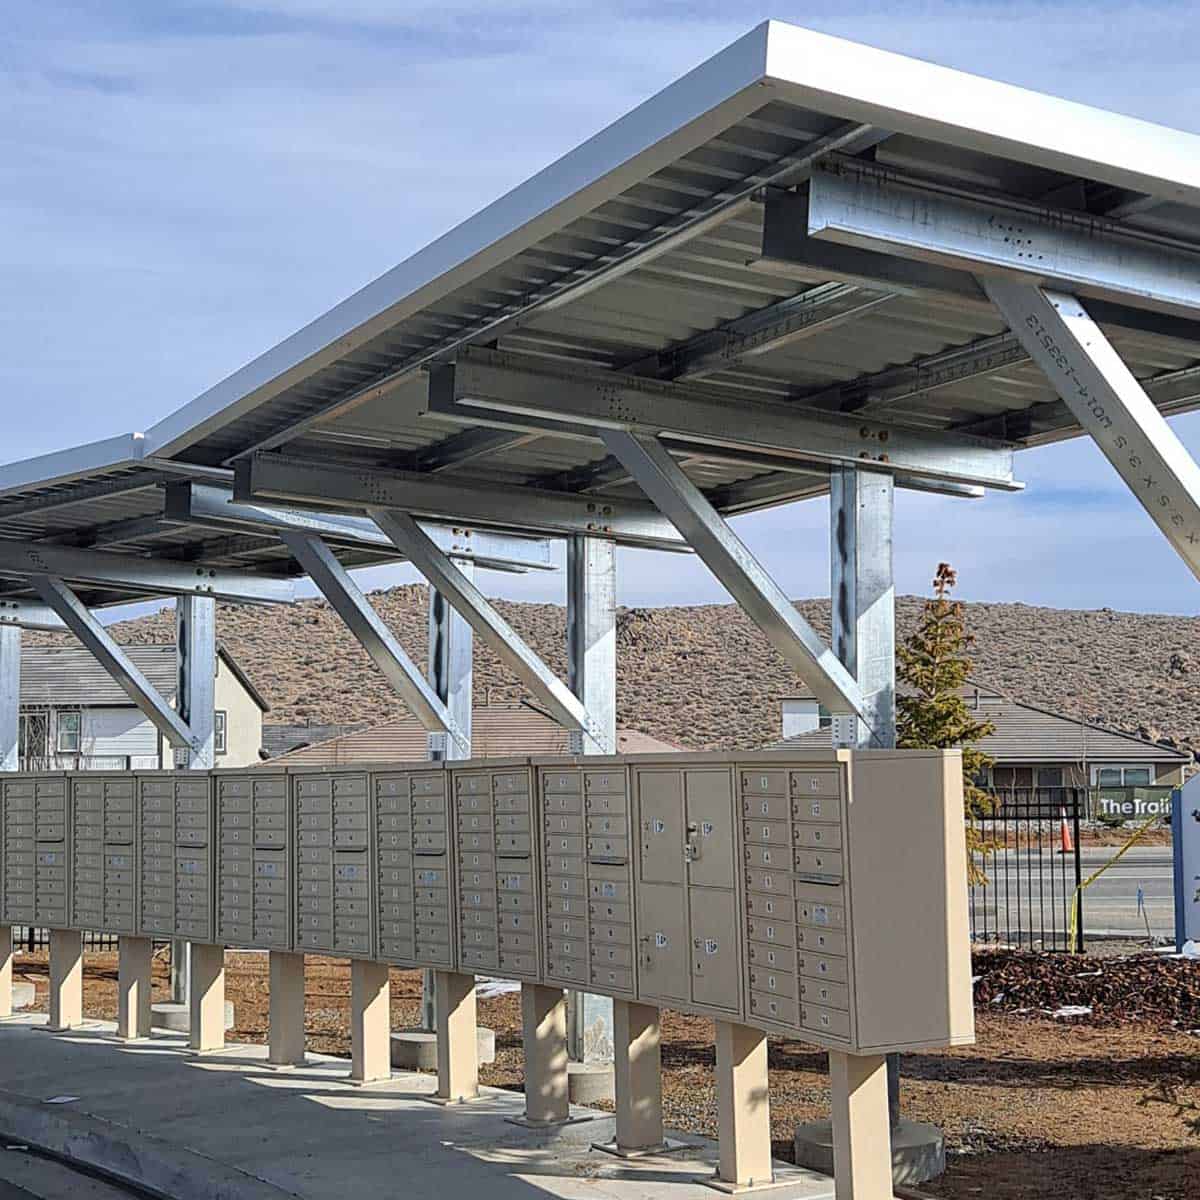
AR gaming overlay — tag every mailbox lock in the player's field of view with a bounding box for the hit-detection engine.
[684,822,701,861]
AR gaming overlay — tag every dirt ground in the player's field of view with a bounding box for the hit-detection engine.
[11,950,1200,1200]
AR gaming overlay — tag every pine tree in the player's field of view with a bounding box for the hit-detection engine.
[897,563,996,884]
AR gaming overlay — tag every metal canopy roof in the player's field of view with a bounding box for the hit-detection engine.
[4,20,1200,605]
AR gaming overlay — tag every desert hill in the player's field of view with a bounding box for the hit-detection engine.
[32,587,1200,754]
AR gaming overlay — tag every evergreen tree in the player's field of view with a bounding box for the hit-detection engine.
[897,563,996,883]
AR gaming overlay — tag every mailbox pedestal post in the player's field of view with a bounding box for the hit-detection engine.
[46,929,83,1032]
[189,942,226,1053]
[518,983,570,1125]
[116,935,153,1040]
[609,999,666,1153]
[830,1052,893,1200]
[434,969,479,1102]
[0,926,12,1020]
[714,1019,773,1190]
[350,958,391,1084]
[268,951,307,1067]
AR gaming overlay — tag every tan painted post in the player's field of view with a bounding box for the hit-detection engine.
[0,926,11,1020]
[521,983,569,1125]
[715,1020,773,1189]
[350,958,391,1084]
[116,936,153,1040]
[189,943,226,1053]
[47,929,83,1032]
[613,1000,664,1151]
[434,969,478,1102]
[268,951,307,1067]
[830,1052,893,1200]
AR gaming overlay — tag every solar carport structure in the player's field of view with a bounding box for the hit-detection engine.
[4,20,1200,1194]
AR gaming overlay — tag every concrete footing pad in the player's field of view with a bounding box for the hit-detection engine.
[389,1027,496,1069]
[793,1117,945,1185]
[151,1000,235,1034]
[567,1060,615,1104]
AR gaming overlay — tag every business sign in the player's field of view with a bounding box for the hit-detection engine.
[1096,787,1173,822]
[1173,776,1200,949]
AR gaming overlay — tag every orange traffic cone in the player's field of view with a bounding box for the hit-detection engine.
[1058,807,1074,855]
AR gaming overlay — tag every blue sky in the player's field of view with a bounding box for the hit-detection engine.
[5,2,1200,615]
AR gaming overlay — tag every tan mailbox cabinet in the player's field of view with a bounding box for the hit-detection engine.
[737,750,974,1054]
[69,774,136,935]
[373,765,454,968]
[292,766,372,959]
[1,774,48,928]
[537,761,636,999]
[452,760,542,981]
[214,769,292,951]
[135,772,214,943]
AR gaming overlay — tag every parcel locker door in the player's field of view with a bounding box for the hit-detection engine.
[683,770,736,890]
[638,771,684,886]
[636,882,689,1004]
[688,886,742,1014]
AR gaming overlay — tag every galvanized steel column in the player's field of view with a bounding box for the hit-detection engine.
[0,625,19,774]
[566,536,617,1065]
[829,466,902,1126]
[423,572,474,1033]
[173,596,216,1007]
[0,624,17,1020]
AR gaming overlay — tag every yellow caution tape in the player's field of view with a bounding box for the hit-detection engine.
[1068,812,1160,953]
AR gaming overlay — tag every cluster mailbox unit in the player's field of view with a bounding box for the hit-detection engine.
[0,750,974,1055]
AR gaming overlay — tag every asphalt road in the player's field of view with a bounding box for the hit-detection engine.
[973,844,1175,943]
[0,1144,138,1200]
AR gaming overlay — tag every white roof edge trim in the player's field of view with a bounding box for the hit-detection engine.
[762,21,1200,206]
[0,432,145,501]
[143,23,776,461]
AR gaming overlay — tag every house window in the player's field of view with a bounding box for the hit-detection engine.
[817,705,833,730]
[1094,765,1154,786]
[1036,767,1064,788]
[215,711,228,756]
[57,711,81,754]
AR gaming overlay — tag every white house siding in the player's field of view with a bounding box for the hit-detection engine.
[48,706,162,770]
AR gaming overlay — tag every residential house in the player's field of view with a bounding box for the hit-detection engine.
[19,644,270,770]
[264,703,680,766]
[775,680,1189,808]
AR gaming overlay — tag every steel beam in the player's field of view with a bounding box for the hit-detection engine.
[408,428,537,473]
[983,281,1200,581]
[33,577,192,748]
[0,472,167,522]
[805,161,1200,319]
[436,347,1019,492]
[0,539,294,604]
[0,599,65,632]
[281,531,468,752]
[370,510,608,749]
[0,625,19,773]
[237,453,687,550]
[623,283,894,383]
[166,482,555,573]
[600,430,867,719]
[176,596,216,769]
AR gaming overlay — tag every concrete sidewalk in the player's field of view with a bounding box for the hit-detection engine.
[0,1014,834,1200]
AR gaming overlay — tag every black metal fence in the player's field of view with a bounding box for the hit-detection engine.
[969,789,1085,952]
[13,928,119,952]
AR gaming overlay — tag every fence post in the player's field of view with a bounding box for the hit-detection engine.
[1073,797,1085,953]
